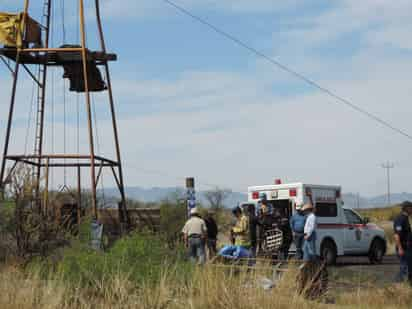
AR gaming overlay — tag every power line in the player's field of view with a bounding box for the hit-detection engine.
[125,164,236,191]
[162,0,412,141]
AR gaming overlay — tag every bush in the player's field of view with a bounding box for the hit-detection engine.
[31,231,192,288]
[159,200,187,248]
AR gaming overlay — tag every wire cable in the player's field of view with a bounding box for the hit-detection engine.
[126,164,235,191]
[24,76,36,155]
[162,0,412,141]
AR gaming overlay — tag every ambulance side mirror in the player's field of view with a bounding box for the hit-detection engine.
[362,217,370,225]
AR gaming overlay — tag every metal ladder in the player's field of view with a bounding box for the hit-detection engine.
[32,0,51,208]
[33,0,51,165]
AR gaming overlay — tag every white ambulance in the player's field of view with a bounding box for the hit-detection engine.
[247,181,387,265]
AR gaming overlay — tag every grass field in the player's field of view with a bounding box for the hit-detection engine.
[1,260,412,309]
[0,203,409,308]
[358,205,401,222]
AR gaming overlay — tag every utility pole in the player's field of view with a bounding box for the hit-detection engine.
[381,161,394,207]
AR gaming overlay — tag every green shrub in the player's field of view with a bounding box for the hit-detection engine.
[159,200,187,247]
[31,231,193,288]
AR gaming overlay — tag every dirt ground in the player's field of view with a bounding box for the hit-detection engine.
[329,255,399,293]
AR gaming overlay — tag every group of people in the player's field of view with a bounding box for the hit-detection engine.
[220,193,317,262]
[181,192,318,264]
[181,208,218,264]
[182,196,412,286]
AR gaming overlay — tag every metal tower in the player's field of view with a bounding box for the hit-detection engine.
[0,0,129,225]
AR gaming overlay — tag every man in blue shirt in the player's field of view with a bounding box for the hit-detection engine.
[290,203,307,260]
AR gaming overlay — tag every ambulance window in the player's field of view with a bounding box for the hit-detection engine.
[344,209,362,224]
[315,202,338,217]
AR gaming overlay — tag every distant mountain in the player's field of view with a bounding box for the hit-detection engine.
[343,192,412,209]
[103,186,412,209]
[103,186,247,208]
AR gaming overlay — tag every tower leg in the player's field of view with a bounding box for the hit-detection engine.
[0,61,21,195]
[79,0,98,220]
[95,0,129,226]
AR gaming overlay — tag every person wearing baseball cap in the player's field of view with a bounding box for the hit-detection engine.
[290,202,307,260]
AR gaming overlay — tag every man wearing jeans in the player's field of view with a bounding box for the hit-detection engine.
[290,204,306,260]
[182,208,207,264]
[393,201,412,283]
[302,203,317,262]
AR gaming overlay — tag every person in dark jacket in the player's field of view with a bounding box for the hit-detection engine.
[290,204,307,260]
[247,204,259,261]
[394,201,412,283]
[273,208,293,260]
[204,210,218,259]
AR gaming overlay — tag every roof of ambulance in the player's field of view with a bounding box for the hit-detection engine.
[247,182,341,191]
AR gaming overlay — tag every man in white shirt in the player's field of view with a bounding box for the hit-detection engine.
[182,208,207,264]
[302,203,317,262]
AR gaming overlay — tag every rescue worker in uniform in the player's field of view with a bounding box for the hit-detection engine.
[302,203,317,262]
[231,206,251,249]
[290,203,307,260]
[219,206,251,260]
[182,208,207,264]
[393,201,412,283]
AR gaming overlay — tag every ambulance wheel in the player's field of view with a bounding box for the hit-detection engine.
[368,238,385,264]
[321,239,337,265]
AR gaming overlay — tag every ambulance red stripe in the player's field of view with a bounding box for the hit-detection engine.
[317,223,379,230]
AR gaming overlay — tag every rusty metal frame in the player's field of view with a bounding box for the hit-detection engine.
[0,0,129,227]
[95,0,129,226]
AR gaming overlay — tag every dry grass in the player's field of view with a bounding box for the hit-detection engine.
[1,263,412,309]
[359,206,401,222]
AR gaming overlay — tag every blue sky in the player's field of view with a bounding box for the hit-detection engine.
[1,0,412,197]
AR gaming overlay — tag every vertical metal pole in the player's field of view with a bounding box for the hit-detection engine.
[0,0,30,193]
[381,161,394,207]
[77,166,81,225]
[94,0,129,225]
[0,63,21,192]
[79,0,98,220]
[34,0,52,213]
[387,163,391,206]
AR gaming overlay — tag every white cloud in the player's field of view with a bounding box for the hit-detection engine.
[275,0,412,51]
[2,0,412,197]
[103,52,412,195]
